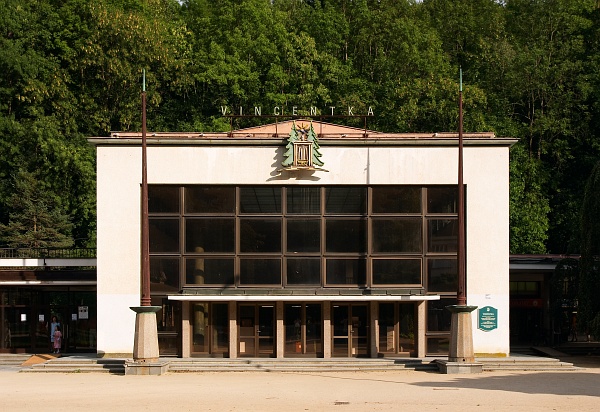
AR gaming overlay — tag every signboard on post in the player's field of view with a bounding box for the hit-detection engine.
[478,306,498,332]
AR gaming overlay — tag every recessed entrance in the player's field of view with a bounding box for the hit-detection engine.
[238,304,275,357]
[378,302,416,356]
[284,303,322,357]
[332,304,368,357]
[190,302,229,356]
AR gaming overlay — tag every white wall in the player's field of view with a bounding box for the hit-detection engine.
[96,147,142,356]
[96,143,510,356]
[465,148,510,355]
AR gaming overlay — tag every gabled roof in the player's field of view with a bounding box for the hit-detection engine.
[234,120,378,137]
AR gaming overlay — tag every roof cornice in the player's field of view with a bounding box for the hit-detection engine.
[88,133,517,147]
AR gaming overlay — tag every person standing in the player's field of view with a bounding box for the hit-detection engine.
[50,316,60,352]
[53,325,62,354]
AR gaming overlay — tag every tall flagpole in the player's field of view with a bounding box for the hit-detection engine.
[128,69,163,372]
[441,67,481,373]
[141,69,150,307]
[457,68,466,306]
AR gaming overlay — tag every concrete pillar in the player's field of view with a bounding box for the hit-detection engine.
[276,301,284,358]
[417,300,426,358]
[323,301,331,358]
[181,301,190,358]
[438,305,482,374]
[228,301,237,359]
[448,306,477,362]
[370,301,378,358]
[130,306,161,361]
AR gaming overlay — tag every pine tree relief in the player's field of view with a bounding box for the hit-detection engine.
[308,122,324,167]
[282,121,299,167]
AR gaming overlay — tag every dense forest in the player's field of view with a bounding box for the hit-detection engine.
[1,0,600,255]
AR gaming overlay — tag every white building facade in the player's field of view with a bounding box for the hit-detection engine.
[90,121,514,358]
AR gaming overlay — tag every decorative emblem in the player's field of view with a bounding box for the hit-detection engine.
[280,121,327,172]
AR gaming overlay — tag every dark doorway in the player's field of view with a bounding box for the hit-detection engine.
[238,304,275,357]
[332,304,368,357]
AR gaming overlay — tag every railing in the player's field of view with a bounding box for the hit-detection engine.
[0,248,96,259]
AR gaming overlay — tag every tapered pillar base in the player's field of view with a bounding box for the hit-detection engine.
[130,306,161,362]
[125,306,168,375]
[438,305,482,374]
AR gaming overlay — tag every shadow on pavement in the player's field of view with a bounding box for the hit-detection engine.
[411,371,600,397]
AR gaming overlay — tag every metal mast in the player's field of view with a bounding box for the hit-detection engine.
[141,69,150,307]
[457,68,466,306]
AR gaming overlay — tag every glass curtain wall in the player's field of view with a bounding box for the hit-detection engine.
[148,185,458,292]
[148,185,459,356]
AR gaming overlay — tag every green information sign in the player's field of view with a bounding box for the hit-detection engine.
[478,306,498,332]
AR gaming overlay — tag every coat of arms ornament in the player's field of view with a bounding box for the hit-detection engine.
[280,121,327,172]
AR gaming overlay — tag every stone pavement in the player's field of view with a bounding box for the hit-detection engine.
[1,358,599,411]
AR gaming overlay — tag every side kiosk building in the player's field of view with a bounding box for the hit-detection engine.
[89,120,515,359]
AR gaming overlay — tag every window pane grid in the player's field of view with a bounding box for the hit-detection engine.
[148,185,458,290]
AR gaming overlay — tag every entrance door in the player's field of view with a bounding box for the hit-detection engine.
[332,304,368,357]
[238,304,275,357]
[191,303,229,356]
[378,303,416,356]
[284,303,322,357]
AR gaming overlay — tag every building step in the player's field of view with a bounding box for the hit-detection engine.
[23,366,125,374]
[15,355,580,374]
[482,366,577,371]
[0,354,31,365]
[21,357,126,374]
[167,358,438,372]
[477,357,578,371]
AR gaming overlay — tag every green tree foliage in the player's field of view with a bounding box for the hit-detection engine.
[503,0,597,253]
[0,0,189,247]
[1,0,600,255]
[0,116,96,247]
[509,144,550,254]
[0,170,73,248]
[579,161,600,339]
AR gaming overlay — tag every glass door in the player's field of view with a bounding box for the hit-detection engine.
[239,304,274,357]
[65,291,97,353]
[351,305,368,357]
[284,303,322,357]
[257,305,274,357]
[378,303,396,354]
[239,305,256,356]
[332,304,368,357]
[305,304,322,355]
[191,303,229,356]
[332,305,349,356]
[378,303,416,356]
[398,303,415,355]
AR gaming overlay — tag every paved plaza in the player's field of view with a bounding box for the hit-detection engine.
[1,358,600,411]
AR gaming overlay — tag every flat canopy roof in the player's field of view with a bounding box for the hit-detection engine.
[169,295,440,302]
